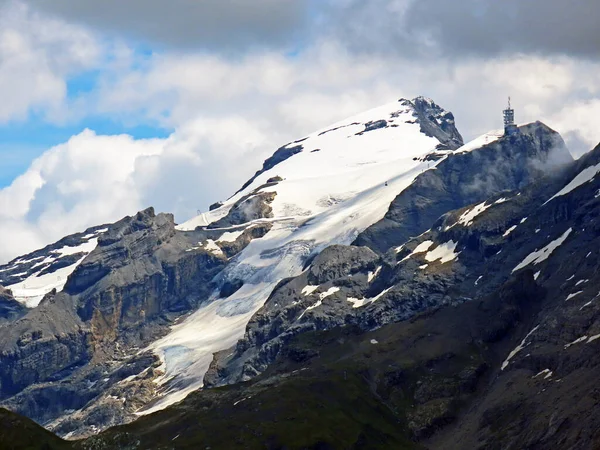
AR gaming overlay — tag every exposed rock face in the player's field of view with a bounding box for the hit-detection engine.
[355,122,572,253]
[208,191,276,229]
[236,144,303,194]
[0,286,25,324]
[408,96,464,150]
[0,207,235,437]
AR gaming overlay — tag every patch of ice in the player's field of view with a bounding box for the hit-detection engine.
[512,228,573,273]
[370,339,379,345]
[503,225,518,237]
[520,217,528,224]
[475,275,483,285]
[534,271,541,281]
[575,279,588,286]
[139,283,270,416]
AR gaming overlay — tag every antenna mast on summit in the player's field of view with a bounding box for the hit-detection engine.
[503,96,518,135]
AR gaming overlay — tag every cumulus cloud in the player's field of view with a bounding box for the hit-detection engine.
[2,0,600,264]
[0,131,163,262]
[0,1,101,123]
[0,118,277,263]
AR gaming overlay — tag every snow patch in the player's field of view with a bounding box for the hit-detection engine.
[512,228,572,273]
[533,369,553,379]
[425,241,459,264]
[546,162,600,203]
[6,239,99,308]
[347,287,393,309]
[587,334,600,343]
[566,291,583,301]
[501,325,540,371]
[503,225,518,237]
[301,285,319,296]
[368,266,381,283]
[217,230,245,243]
[457,202,491,227]
[401,240,434,262]
[565,336,588,349]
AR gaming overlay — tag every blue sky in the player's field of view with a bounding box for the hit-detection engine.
[0,119,172,186]
[0,49,172,187]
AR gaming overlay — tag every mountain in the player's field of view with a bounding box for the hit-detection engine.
[80,138,600,450]
[23,133,590,450]
[0,96,587,447]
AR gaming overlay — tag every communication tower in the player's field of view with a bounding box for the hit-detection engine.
[503,97,518,135]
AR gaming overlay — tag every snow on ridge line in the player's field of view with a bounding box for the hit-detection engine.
[5,237,101,308]
[545,162,600,204]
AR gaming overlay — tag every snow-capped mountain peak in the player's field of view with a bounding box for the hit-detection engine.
[146,97,469,412]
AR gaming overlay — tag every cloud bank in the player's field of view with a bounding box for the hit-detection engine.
[1,0,600,263]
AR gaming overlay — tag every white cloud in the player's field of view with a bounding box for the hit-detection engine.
[0,1,101,123]
[0,119,277,263]
[0,130,164,262]
[2,2,600,264]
